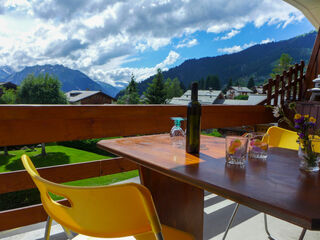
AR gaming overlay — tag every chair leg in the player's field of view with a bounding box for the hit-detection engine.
[222,203,240,240]
[44,216,52,240]
[299,228,307,240]
[264,213,276,240]
[62,226,73,240]
[155,232,164,240]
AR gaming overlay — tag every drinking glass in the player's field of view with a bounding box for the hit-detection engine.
[170,117,185,148]
[225,136,248,165]
[248,133,269,160]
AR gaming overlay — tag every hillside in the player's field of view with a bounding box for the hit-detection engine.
[4,64,120,97]
[132,31,316,96]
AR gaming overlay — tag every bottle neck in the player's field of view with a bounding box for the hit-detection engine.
[191,82,198,101]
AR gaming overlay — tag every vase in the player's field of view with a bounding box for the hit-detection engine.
[298,139,320,172]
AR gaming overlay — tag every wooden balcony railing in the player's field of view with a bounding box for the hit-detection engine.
[0,104,275,231]
[261,61,305,106]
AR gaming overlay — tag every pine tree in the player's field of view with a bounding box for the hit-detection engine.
[144,69,166,104]
[247,77,255,89]
[223,78,233,93]
[199,78,205,89]
[164,77,184,99]
[117,74,140,104]
[271,53,293,78]
[205,75,220,90]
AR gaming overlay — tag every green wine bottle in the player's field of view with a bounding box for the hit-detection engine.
[186,82,201,154]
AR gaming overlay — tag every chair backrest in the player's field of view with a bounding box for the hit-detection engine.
[21,154,162,238]
[265,126,299,150]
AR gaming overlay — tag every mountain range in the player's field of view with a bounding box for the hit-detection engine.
[132,31,317,96]
[0,65,121,98]
[0,31,317,99]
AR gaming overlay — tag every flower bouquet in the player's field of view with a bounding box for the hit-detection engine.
[271,103,320,172]
[294,114,319,172]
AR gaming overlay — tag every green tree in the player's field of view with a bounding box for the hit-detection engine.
[206,75,221,90]
[247,77,255,89]
[0,87,17,104]
[164,77,184,99]
[144,69,166,104]
[17,73,67,155]
[117,74,140,104]
[199,78,205,89]
[271,53,293,78]
[18,74,67,104]
[164,77,173,99]
[234,95,249,100]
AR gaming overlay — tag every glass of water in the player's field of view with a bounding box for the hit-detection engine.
[225,136,248,165]
[247,133,269,160]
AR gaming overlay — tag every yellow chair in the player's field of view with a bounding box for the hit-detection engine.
[264,126,299,150]
[265,126,320,152]
[21,154,194,240]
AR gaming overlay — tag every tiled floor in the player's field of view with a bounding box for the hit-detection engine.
[1,177,320,240]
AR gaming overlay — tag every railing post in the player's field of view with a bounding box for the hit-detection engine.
[267,78,272,105]
[293,64,299,101]
[280,71,286,106]
[287,67,293,101]
[298,61,305,101]
[274,75,280,106]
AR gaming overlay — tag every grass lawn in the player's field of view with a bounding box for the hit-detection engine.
[0,145,108,172]
[0,145,139,210]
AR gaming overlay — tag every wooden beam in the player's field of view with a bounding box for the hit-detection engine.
[202,105,274,129]
[304,28,320,99]
[0,157,138,194]
[0,105,274,147]
[0,200,67,232]
[0,105,185,147]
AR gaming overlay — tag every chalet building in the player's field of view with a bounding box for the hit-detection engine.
[169,90,224,105]
[214,94,267,105]
[0,82,17,96]
[65,90,115,104]
[226,86,254,99]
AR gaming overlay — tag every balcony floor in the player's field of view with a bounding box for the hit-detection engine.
[1,177,320,240]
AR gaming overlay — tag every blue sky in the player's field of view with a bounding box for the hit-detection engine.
[0,0,316,86]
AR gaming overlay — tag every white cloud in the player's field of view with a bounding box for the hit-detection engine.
[261,38,275,44]
[156,50,180,69]
[91,50,180,86]
[218,41,256,54]
[220,29,240,40]
[0,0,305,86]
[176,38,198,48]
[218,45,242,54]
[214,29,240,41]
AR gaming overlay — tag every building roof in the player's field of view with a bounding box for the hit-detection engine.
[0,82,17,88]
[169,90,222,105]
[65,90,102,103]
[214,94,267,105]
[229,86,254,93]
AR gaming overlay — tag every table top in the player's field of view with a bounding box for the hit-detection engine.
[98,134,320,230]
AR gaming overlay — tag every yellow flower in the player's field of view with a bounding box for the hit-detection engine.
[310,117,316,123]
[294,114,301,120]
[304,114,309,119]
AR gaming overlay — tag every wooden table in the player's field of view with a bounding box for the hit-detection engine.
[98,134,320,240]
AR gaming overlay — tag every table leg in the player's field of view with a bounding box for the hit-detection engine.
[139,166,204,240]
